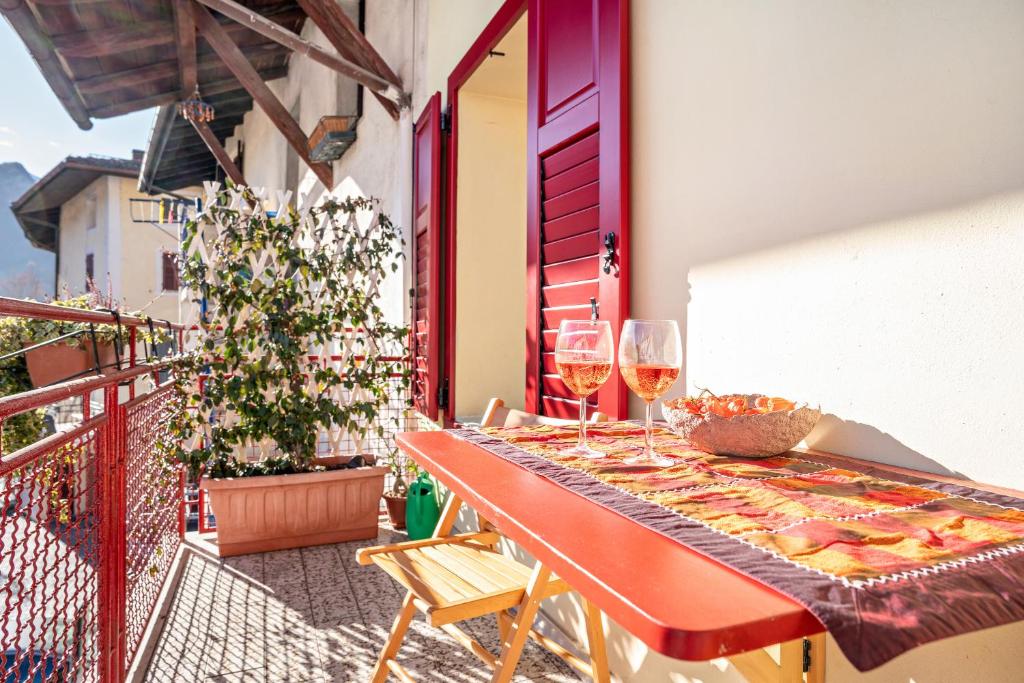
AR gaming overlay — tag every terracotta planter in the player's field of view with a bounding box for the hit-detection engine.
[24,341,117,388]
[383,492,407,529]
[202,459,388,557]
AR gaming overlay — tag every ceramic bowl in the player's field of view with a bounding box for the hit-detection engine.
[662,394,821,458]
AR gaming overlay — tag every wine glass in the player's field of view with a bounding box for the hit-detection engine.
[618,319,682,466]
[554,319,614,458]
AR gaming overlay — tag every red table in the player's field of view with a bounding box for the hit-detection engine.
[398,430,826,662]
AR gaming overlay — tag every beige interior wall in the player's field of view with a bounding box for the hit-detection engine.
[453,90,527,421]
[621,0,1024,681]
[448,15,528,422]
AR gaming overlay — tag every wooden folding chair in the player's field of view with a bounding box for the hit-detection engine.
[480,397,609,428]
[358,399,611,683]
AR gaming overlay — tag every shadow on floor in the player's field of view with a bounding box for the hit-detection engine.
[142,527,580,683]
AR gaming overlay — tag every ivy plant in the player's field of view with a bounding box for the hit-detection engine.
[166,188,411,479]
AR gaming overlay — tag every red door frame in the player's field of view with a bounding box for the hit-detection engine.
[442,0,630,423]
[442,0,528,425]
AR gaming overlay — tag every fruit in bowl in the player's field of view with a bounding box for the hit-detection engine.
[662,392,821,458]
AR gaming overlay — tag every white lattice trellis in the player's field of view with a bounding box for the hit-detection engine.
[180,183,408,463]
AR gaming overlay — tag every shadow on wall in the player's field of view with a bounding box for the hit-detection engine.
[805,415,965,479]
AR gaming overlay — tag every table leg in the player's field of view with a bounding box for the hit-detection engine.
[433,492,463,537]
[582,597,610,683]
[779,639,803,682]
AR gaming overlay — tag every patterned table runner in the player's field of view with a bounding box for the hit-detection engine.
[452,422,1024,671]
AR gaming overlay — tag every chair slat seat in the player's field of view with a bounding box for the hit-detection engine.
[366,540,567,626]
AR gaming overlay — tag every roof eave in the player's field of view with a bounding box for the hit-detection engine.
[139,105,179,195]
[0,0,93,130]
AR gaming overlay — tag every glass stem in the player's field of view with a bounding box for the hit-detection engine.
[578,396,588,450]
[645,400,654,456]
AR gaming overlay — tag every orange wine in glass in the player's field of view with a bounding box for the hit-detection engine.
[618,319,682,466]
[554,319,614,458]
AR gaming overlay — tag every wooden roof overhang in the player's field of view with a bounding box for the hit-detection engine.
[10,154,142,252]
[1,0,407,193]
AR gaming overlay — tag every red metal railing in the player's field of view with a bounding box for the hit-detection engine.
[0,298,183,683]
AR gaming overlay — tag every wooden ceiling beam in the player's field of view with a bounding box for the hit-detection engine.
[295,0,399,120]
[190,119,246,185]
[89,68,282,119]
[52,19,172,57]
[194,0,406,106]
[298,0,401,89]
[77,44,284,97]
[77,61,179,96]
[193,2,333,188]
[156,146,230,165]
[49,7,303,59]
[172,0,198,96]
[167,126,238,147]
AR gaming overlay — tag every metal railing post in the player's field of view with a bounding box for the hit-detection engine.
[97,384,115,682]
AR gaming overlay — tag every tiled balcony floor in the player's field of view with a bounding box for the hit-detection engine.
[142,527,581,682]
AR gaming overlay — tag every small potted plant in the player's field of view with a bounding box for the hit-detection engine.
[6,289,122,388]
[166,185,411,557]
[382,448,419,529]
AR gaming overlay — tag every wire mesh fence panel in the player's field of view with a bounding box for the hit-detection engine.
[0,420,104,683]
[121,384,181,667]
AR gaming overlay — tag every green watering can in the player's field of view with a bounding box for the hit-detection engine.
[406,472,441,540]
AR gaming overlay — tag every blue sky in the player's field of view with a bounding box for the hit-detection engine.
[0,20,156,178]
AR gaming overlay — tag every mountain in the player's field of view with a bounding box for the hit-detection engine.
[0,162,53,299]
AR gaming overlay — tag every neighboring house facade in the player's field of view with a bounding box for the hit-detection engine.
[11,152,189,323]
[5,0,1022,681]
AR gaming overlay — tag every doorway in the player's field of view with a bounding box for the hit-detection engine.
[450,15,528,423]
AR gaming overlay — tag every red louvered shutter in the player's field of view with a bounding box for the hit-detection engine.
[526,0,630,419]
[412,93,443,420]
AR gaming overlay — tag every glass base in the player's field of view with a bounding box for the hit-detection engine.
[563,443,606,459]
[624,450,675,467]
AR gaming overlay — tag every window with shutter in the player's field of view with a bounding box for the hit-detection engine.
[411,93,443,420]
[162,251,180,291]
[526,0,630,419]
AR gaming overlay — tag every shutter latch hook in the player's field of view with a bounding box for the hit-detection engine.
[602,232,616,274]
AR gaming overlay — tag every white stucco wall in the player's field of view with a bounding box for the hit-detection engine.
[624,1,1024,680]
[220,0,512,333]
[58,176,107,299]
[631,0,1024,487]
[225,1,425,326]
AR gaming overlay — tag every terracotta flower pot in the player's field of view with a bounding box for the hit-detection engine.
[201,458,388,557]
[23,340,118,388]
[383,492,407,529]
